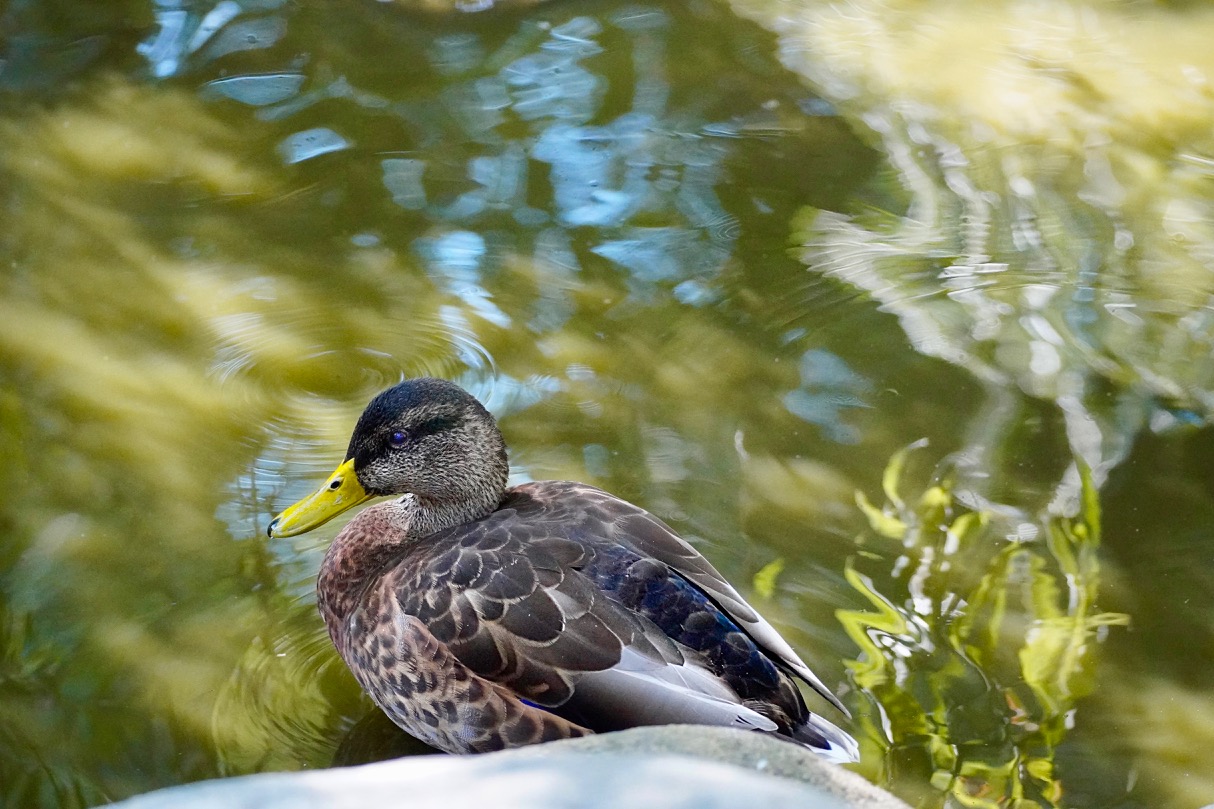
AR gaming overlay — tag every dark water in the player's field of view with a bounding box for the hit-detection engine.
[2,1,1213,807]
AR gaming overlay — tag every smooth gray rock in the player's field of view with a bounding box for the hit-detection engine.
[509,726,906,809]
[105,726,909,809]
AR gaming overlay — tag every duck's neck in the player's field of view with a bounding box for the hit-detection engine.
[317,500,415,648]
[405,424,509,537]
[407,489,501,538]
[316,486,505,647]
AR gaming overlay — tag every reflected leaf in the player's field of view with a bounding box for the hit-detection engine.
[1018,464,1129,717]
[544,17,604,58]
[202,73,305,106]
[854,490,906,540]
[837,568,913,692]
[428,33,485,77]
[782,349,872,445]
[277,127,352,164]
[671,279,716,307]
[880,439,925,510]
[382,158,428,210]
[201,15,286,63]
[751,558,785,600]
[139,7,192,78]
[188,1,243,55]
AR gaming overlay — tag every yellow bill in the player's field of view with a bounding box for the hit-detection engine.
[268,458,374,537]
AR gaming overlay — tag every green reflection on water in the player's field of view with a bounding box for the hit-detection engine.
[842,446,1128,807]
[2,0,1214,807]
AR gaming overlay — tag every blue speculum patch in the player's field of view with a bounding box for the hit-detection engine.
[582,544,783,699]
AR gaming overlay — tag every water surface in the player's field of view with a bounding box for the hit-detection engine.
[2,1,1213,807]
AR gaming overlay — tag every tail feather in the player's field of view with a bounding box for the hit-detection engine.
[788,712,860,764]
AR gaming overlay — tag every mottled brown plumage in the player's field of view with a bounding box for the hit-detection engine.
[270,378,857,760]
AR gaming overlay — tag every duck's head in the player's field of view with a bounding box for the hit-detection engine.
[267,378,508,538]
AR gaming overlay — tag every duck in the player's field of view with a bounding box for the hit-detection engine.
[268,377,858,761]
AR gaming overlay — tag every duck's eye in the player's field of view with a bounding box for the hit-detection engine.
[389,431,408,448]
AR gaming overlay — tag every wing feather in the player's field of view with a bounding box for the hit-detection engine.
[516,481,849,715]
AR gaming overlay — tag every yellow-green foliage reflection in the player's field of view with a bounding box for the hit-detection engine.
[730,0,1214,413]
[842,445,1127,808]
